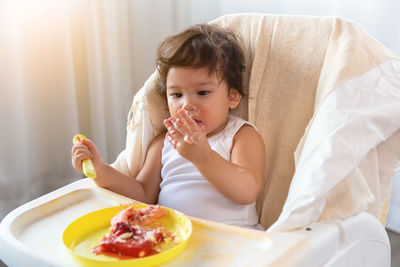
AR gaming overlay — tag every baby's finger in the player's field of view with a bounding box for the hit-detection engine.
[71,144,87,157]
[163,118,176,134]
[72,161,83,173]
[174,118,199,144]
[79,138,103,163]
[166,133,178,149]
[172,118,192,138]
[81,138,96,152]
[75,153,92,164]
[177,109,198,131]
[165,119,184,143]
[72,152,91,173]
[73,148,92,159]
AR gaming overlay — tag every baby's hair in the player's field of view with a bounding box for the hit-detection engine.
[156,24,245,96]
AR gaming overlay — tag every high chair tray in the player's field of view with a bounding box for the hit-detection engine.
[0,178,390,267]
[0,179,274,266]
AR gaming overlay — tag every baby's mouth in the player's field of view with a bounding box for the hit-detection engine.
[192,118,201,124]
[192,118,206,131]
[190,117,202,126]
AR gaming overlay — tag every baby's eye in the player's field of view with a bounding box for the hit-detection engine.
[170,93,182,98]
[198,90,209,96]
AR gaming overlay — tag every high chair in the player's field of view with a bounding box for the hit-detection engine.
[1,14,399,266]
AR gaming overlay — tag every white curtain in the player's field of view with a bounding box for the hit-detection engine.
[0,0,81,215]
[0,0,171,218]
[1,0,399,232]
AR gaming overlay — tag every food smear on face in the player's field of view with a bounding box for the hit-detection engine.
[92,205,175,258]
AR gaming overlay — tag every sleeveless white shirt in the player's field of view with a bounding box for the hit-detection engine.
[159,115,260,228]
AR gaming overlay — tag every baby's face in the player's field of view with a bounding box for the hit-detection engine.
[166,67,241,137]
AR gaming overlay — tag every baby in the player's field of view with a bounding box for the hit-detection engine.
[72,24,265,229]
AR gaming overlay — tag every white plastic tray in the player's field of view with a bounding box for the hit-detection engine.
[0,178,390,266]
[0,179,279,266]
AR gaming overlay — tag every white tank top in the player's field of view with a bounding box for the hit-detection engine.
[159,115,260,228]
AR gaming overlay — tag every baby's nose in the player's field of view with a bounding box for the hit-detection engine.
[182,98,197,110]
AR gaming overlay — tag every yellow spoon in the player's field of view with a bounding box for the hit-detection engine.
[73,134,97,179]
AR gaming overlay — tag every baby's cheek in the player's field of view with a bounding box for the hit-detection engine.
[168,104,179,118]
[199,111,208,132]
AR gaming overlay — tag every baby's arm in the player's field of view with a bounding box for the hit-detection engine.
[71,134,164,204]
[196,125,265,204]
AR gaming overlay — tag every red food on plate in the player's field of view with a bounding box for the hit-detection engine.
[92,205,174,258]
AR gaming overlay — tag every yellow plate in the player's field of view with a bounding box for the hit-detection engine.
[63,204,192,267]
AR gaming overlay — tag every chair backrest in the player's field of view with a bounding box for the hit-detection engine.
[210,14,333,228]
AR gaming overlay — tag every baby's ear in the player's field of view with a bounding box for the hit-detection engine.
[228,89,241,109]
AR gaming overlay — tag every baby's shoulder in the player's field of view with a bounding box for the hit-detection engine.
[233,124,264,148]
[234,124,260,138]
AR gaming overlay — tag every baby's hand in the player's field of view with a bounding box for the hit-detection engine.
[163,109,211,163]
[71,136,105,175]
